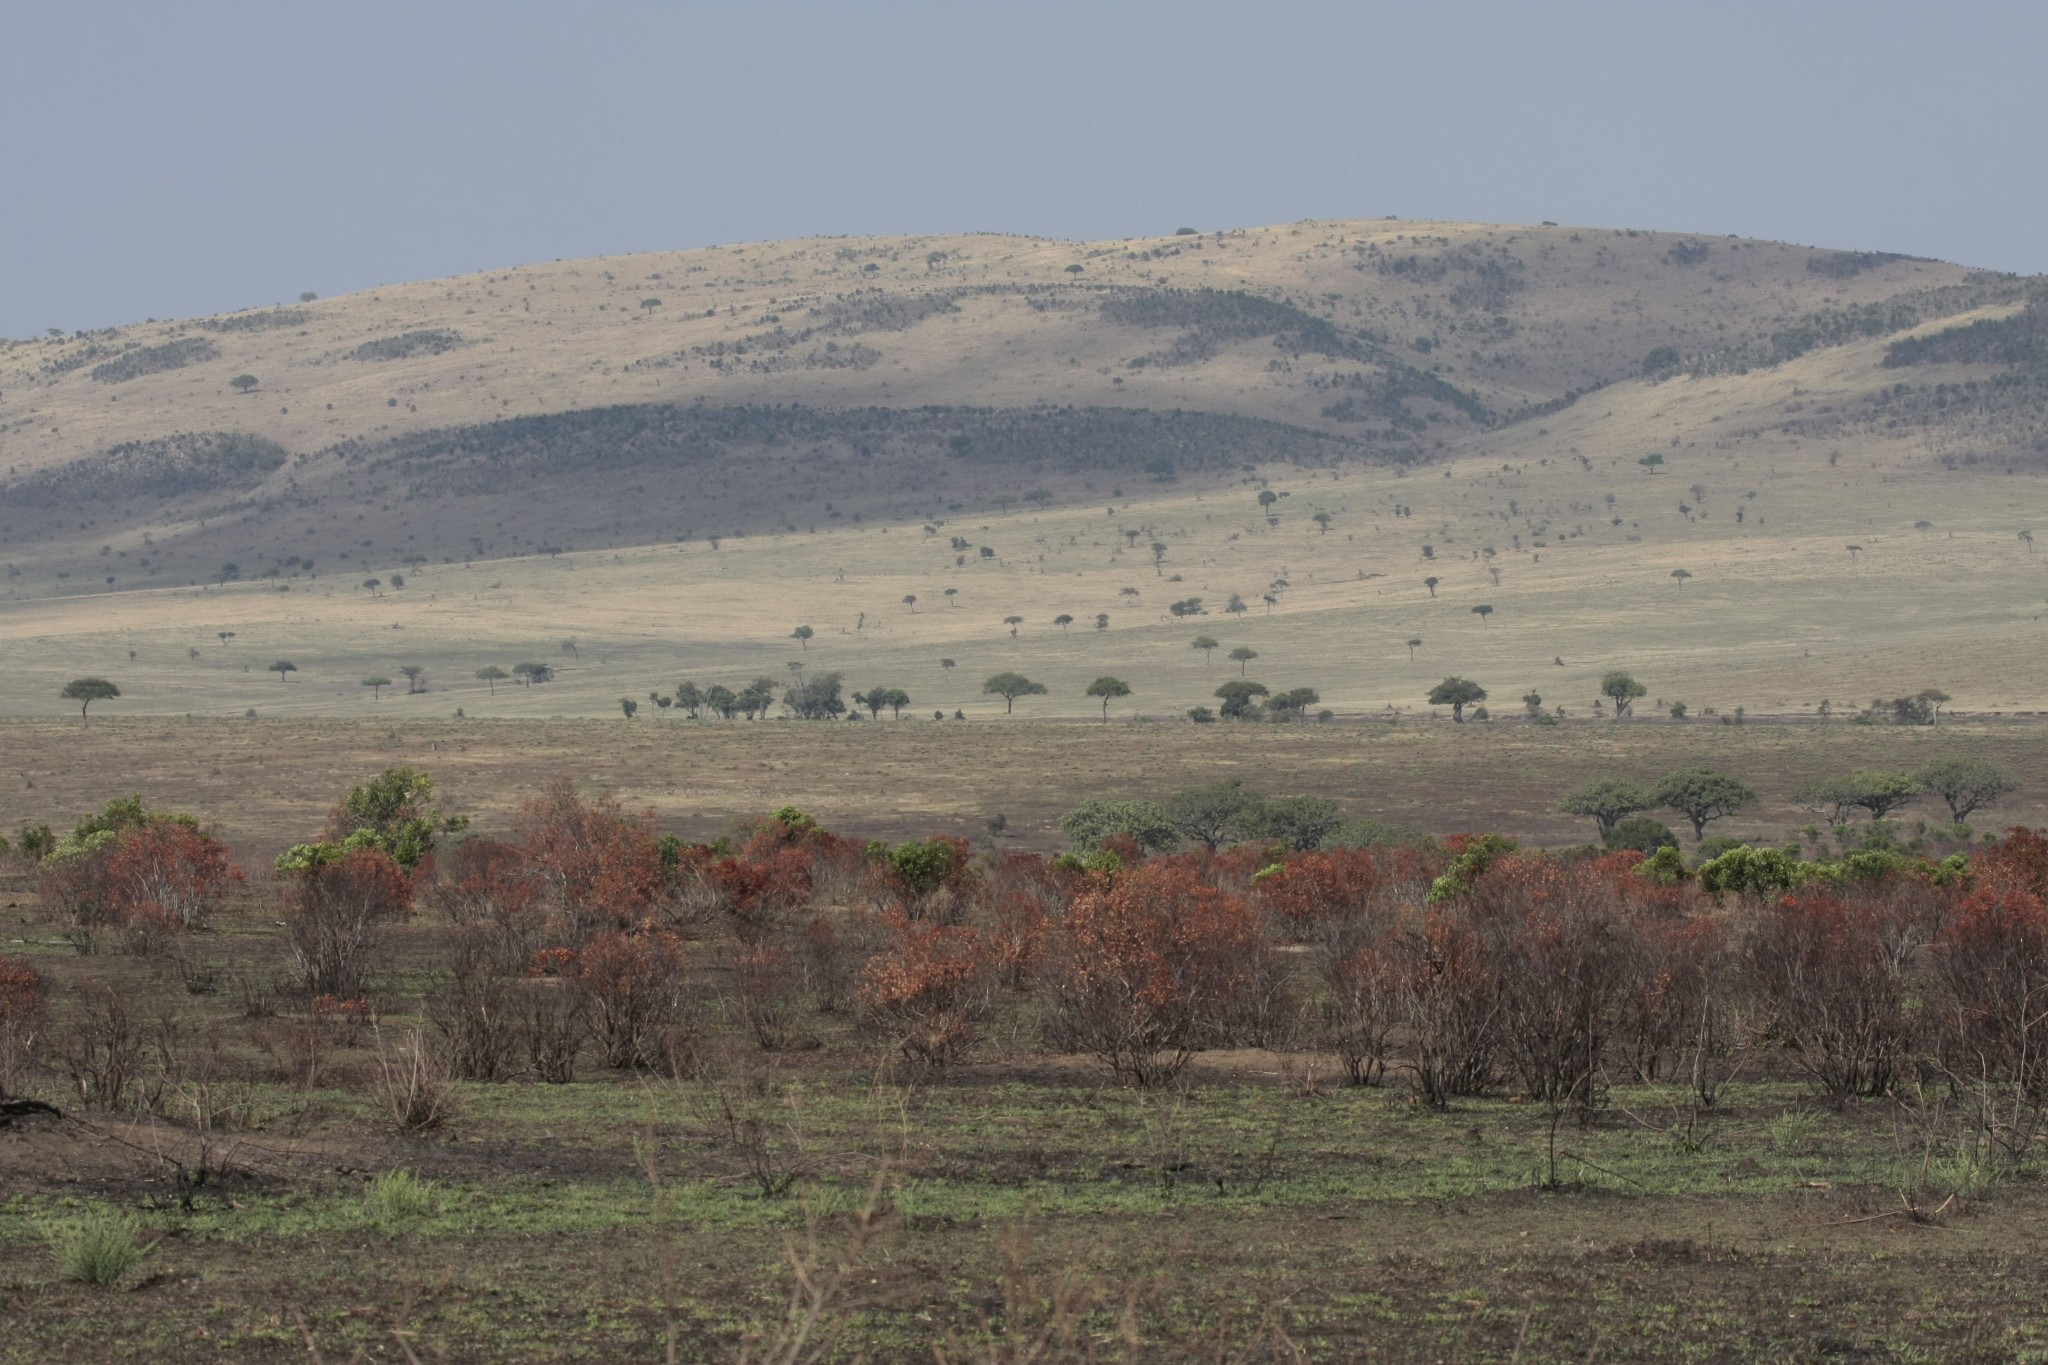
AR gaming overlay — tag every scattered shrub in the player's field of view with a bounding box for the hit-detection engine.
[859,915,994,1065]
[576,929,691,1069]
[1040,860,1280,1085]
[280,846,412,997]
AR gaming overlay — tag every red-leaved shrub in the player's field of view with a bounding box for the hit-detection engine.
[103,820,243,951]
[859,914,994,1066]
[284,846,413,997]
[1040,861,1278,1085]
[514,780,666,939]
[1398,911,1499,1107]
[1750,884,1939,1101]
[1936,885,2048,1094]
[576,929,691,1069]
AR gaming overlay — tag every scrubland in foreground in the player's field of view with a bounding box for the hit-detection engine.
[4,751,2048,1360]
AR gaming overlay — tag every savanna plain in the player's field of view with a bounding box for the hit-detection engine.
[3,216,2048,1360]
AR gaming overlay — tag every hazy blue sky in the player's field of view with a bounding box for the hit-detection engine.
[5,1,2043,337]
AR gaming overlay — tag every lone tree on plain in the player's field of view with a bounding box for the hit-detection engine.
[1652,769,1757,842]
[399,665,426,694]
[230,374,258,393]
[619,697,639,719]
[903,595,918,613]
[362,675,392,700]
[1086,675,1132,722]
[476,665,508,695]
[791,625,814,650]
[1004,615,1024,637]
[1915,757,2018,823]
[61,677,119,725]
[269,660,297,683]
[1151,542,1167,575]
[1257,489,1278,516]
[1191,635,1220,667]
[983,671,1047,714]
[1424,577,1439,598]
[1671,569,1692,587]
[1471,604,1494,627]
[217,631,236,647]
[1560,778,1654,841]
[1053,614,1074,634]
[1427,677,1487,723]
[1228,646,1259,675]
[944,587,959,606]
[1406,638,1423,660]
[1601,671,1647,719]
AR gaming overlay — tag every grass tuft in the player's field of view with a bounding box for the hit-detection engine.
[46,1205,147,1286]
[365,1168,438,1226]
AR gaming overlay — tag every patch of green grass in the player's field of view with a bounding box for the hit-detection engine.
[364,1168,438,1226]
[44,1204,147,1286]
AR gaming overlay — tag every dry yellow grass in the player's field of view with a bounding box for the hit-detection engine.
[4,382,2043,724]
[3,714,2041,860]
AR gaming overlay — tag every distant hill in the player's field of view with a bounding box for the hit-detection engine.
[3,219,2039,594]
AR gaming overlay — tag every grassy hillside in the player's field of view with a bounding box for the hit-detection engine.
[1,218,2043,720]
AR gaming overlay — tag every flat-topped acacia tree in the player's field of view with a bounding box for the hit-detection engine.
[983,672,1047,714]
[1428,677,1486,722]
[61,677,120,725]
[1086,676,1132,722]
[1601,672,1647,718]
